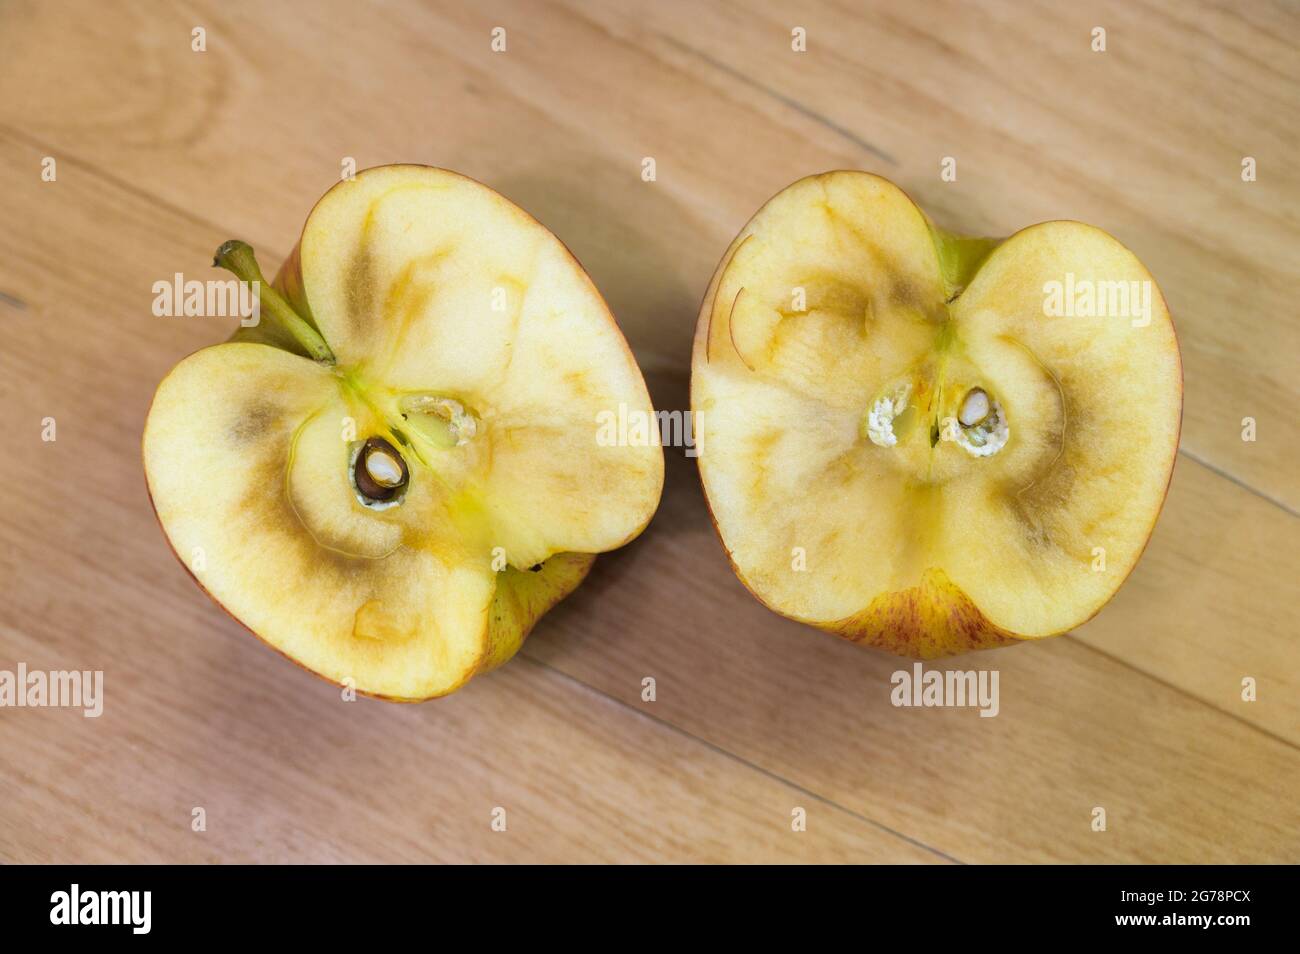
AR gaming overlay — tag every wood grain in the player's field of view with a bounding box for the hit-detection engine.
[0,0,1296,863]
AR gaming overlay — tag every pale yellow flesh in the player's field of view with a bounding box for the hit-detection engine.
[692,172,1181,655]
[144,166,662,699]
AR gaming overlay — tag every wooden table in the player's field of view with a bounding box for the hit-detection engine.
[0,0,1296,863]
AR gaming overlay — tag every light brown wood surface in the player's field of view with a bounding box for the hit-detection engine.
[0,0,1296,863]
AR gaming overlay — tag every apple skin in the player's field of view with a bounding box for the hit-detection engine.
[815,569,1018,659]
[691,171,1183,658]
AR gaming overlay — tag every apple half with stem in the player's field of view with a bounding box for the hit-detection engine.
[691,172,1181,657]
[144,165,663,699]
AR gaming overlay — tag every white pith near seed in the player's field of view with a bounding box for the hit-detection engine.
[866,384,912,447]
[365,449,405,487]
[956,396,1009,458]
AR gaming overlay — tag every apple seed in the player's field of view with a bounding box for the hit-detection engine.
[353,436,409,505]
[958,387,990,428]
[365,448,405,488]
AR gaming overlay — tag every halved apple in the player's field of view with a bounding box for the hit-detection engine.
[144,165,663,699]
[691,172,1181,657]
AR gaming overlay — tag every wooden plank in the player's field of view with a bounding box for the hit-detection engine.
[0,0,1296,863]
[0,640,938,863]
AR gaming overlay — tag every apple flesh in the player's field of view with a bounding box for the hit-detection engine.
[691,172,1181,657]
[144,165,663,699]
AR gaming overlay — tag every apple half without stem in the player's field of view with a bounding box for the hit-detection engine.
[691,171,1181,658]
[143,165,663,699]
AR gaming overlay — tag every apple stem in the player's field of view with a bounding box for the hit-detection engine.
[213,240,335,364]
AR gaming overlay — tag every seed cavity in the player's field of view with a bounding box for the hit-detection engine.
[865,383,912,448]
[955,389,1009,458]
[400,394,478,448]
[351,436,409,509]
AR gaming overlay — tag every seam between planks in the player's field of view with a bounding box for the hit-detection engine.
[1176,445,1298,518]
[1070,636,1300,754]
[653,32,898,166]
